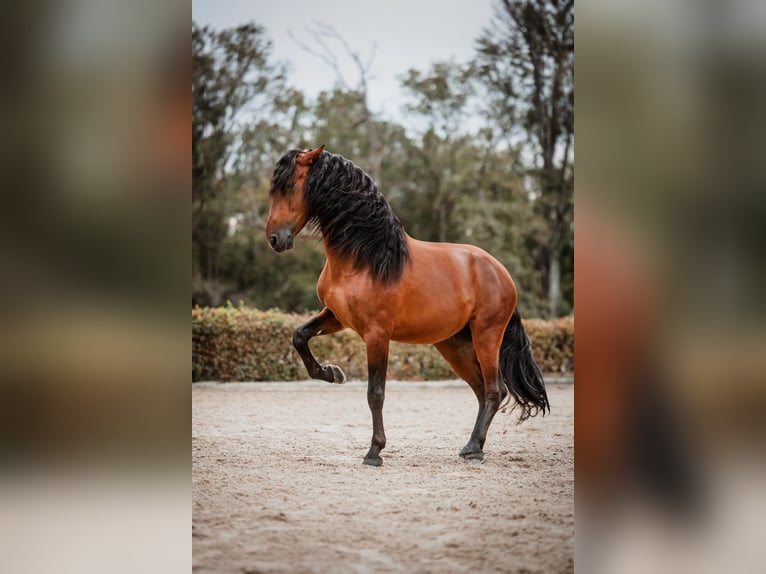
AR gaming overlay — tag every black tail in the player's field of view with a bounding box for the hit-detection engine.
[500,309,550,422]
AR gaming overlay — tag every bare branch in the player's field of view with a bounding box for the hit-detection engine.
[288,21,376,99]
[287,28,350,90]
[365,42,378,75]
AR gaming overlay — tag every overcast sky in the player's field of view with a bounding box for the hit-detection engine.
[192,0,496,122]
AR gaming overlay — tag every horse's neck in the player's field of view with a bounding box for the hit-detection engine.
[322,231,413,272]
[322,240,354,270]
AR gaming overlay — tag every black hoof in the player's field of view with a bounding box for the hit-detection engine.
[459,446,484,461]
[323,364,346,384]
[460,452,484,461]
[363,457,383,467]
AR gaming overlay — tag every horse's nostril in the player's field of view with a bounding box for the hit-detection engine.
[269,234,278,249]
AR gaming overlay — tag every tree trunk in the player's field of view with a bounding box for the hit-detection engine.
[197,240,218,281]
[438,201,448,243]
[548,255,561,319]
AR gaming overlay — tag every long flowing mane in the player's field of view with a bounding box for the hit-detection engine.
[272,149,410,283]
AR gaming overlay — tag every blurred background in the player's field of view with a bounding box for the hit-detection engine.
[191,0,574,319]
[0,1,189,573]
[577,0,766,572]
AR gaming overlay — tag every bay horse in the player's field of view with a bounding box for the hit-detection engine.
[265,146,549,466]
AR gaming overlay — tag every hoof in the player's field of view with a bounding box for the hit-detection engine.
[459,446,484,461]
[363,457,383,467]
[324,364,346,384]
[460,452,484,461]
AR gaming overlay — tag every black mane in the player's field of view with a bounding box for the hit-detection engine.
[270,150,300,196]
[270,149,410,283]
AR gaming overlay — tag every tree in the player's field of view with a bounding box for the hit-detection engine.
[476,0,574,317]
[192,22,285,286]
[400,61,476,243]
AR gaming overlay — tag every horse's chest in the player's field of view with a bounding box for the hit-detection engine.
[316,268,331,306]
[316,269,353,324]
[320,291,361,334]
[317,267,392,334]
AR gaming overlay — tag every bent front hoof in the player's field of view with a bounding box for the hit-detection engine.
[323,364,346,384]
[459,446,484,461]
[363,456,383,467]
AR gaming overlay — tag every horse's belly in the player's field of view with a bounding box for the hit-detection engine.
[390,303,471,344]
[390,328,462,345]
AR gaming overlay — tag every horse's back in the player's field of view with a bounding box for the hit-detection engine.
[405,237,515,299]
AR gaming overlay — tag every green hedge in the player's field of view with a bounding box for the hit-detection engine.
[192,306,573,382]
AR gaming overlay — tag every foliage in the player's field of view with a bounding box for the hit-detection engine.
[523,316,575,374]
[476,0,574,317]
[192,22,286,283]
[192,306,573,382]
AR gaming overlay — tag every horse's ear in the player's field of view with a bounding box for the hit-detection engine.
[297,145,325,166]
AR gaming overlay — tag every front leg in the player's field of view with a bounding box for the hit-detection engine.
[292,307,346,383]
[363,335,390,466]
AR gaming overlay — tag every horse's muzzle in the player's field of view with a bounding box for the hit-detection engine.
[268,228,294,252]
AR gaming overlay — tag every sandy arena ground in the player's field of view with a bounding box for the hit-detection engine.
[193,381,573,573]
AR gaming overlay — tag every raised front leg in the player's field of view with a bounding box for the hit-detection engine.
[292,307,346,383]
[363,336,390,467]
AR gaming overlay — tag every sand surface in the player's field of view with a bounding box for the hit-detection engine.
[193,381,573,573]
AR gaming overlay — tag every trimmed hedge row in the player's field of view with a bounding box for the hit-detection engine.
[192,306,573,382]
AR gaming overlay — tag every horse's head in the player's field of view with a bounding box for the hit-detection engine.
[265,145,324,252]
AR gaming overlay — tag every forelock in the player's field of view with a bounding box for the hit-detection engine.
[269,149,301,196]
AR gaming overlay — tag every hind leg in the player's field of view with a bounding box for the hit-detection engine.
[434,327,488,460]
[461,316,510,459]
